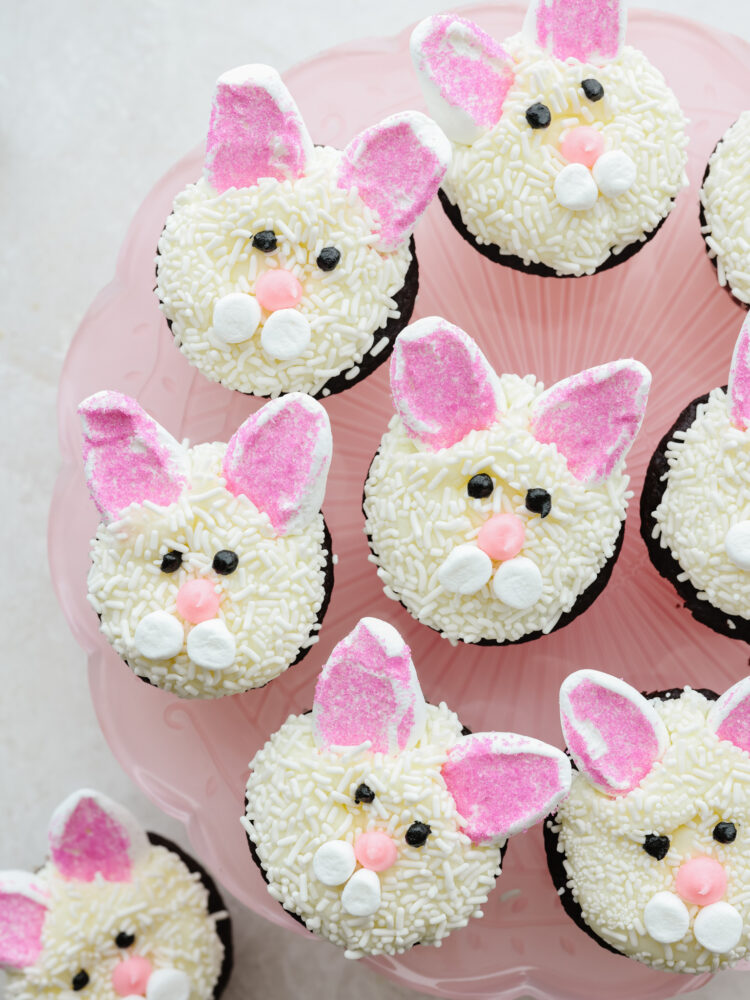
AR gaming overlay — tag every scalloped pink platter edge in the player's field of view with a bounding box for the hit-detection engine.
[50,6,750,999]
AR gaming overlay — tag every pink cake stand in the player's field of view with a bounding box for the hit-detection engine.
[51,7,750,998]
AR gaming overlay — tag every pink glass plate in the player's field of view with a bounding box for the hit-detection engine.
[51,7,750,998]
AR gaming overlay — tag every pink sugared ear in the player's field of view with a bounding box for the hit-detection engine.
[410,14,514,144]
[222,393,331,535]
[442,734,571,845]
[523,0,626,62]
[530,360,650,483]
[560,670,668,796]
[205,64,312,193]
[337,111,451,251]
[79,391,188,522]
[312,618,426,754]
[48,790,150,883]
[0,872,49,970]
[709,677,750,753]
[391,317,500,452]
[728,315,750,431]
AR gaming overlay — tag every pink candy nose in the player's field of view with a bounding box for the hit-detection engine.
[176,579,220,624]
[255,269,303,312]
[112,956,152,997]
[675,856,727,906]
[560,126,605,168]
[354,831,398,872]
[477,514,526,561]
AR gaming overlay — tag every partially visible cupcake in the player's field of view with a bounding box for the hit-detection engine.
[410,0,688,277]
[641,315,750,641]
[156,64,451,398]
[700,112,750,307]
[547,669,750,972]
[0,789,232,998]
[363,316,650,645]
[243,617,571,957]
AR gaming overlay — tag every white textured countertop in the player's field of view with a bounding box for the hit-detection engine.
[3,2,750,998]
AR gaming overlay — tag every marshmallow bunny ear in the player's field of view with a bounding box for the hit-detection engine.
[79,391,188,522]
[222,393,331,535]
[560,670,668,796]
[442,734,571,844]
[48,790,150,883]
[337,111,451,251]
[728,315,750,431]
[0,872,49,969]
[523,0,626,62]
[391,317,500,451]
[531,360,650,483]
[313,618,426,754]
[709,677,750,754]
[205,64,313,193]
[410,14,514,144]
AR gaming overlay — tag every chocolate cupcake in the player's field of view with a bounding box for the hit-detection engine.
[547,669,750,972]
[641,315,750,641]
[410,1,688,277]
[156,64,450,398]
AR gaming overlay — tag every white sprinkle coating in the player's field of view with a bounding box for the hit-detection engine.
[363,375,629,644]
[554,690,750,972]
[5,845,225,1000]
[88,441,329,698]
[651,388,750,619]
[443,38,688,277]
[244,704,502,957]
[701,112,750,306]
[156,147,412,397]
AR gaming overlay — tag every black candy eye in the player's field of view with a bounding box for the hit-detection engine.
[643,834,670,860]
[526,103,551,129]
[354,783,375,804]
[316,246,341,271]
[405,822,431,847]
[525,488,552,518]
[713,822,737,844]
[581,78,604,102]
[252,229,277,252]
[467,474,494,499]
[212,550,239,575]
[72,971,89,991]
[160,550,183,573]
[115,930,136,948]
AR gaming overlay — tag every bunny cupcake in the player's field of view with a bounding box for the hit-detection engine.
[243,617,571,957]
[363,317,650,645]
[410,0,688,277]
[641,316,750,641]
[80,390,333,697]
[0,789,231,998]
[700,112,750,307]
[546,669,750,972]
[156,64,451,398]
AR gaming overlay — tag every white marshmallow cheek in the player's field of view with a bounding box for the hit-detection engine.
[725,520,750,570]
[260,309,311,360]
[438,544,493,595]
[592,150,636,198]
[341,868,381,917]
[693,902,744,953]
[186,619,236,670]
[134,611,184,660]
[554,164,599,211]
[313,841,357,886]
[643,891,690,944]
[212,292,261,346]
[492,557,543,609]
[146,969,192,1000]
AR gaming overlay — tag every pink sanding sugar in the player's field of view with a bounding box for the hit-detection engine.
[392,324,498,451]
[206,81,307,193]
[50,796,133,883]
[563,678,661,794]
[715,688,750,754]
[730,317,750,430]
[417,16,513,128]
[532,0,623,61]
[0,893,46,968]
